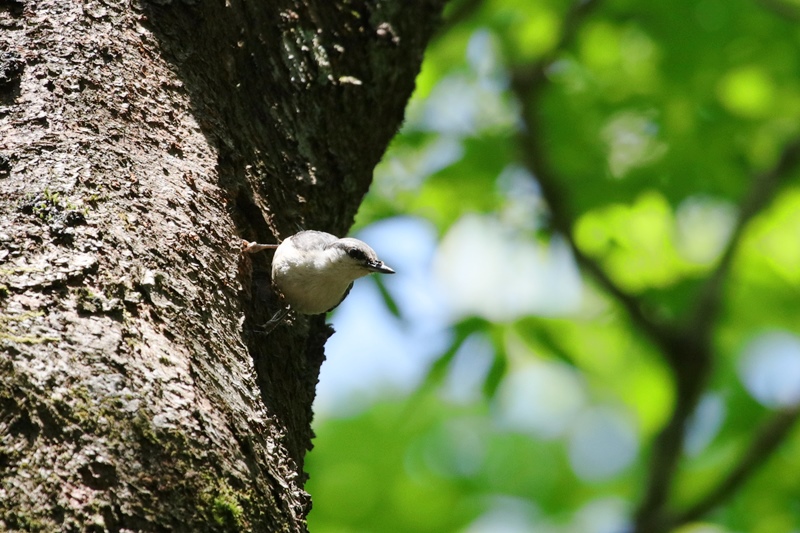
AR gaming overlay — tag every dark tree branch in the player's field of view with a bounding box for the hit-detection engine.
[629,140,800,532]
[632,334,712,532]
[672,406,800,527]
[689,141,800,332]
[509,0,673,353]
[505,0,800,531]
[507,4,707,522]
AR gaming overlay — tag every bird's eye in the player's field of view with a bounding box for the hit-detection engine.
[347,248,367,261]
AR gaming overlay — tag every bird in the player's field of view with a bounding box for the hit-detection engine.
[243,230,395,329]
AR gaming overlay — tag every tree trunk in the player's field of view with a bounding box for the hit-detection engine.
[0,0,442,530]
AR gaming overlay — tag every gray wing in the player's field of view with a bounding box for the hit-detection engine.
[289,230,338,251]
[327,281,354,313]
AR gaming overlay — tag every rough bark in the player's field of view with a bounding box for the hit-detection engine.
[0,0,443,531]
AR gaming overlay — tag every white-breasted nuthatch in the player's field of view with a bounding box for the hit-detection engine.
[244,230,394,327]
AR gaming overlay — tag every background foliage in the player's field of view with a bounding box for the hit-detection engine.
[307,0,800,531]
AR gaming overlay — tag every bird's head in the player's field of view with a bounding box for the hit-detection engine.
[329,238,395,279]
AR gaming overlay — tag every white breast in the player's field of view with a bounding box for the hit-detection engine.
[271,241,354,314]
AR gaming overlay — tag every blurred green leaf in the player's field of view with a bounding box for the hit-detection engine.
[309,0,800,531]
[420,317,492,390]
[372,274,401,319]
[481,349,507,399]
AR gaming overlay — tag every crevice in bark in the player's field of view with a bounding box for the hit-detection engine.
[0,50,24,104]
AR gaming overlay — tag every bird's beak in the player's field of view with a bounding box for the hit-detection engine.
[368,261,395,274]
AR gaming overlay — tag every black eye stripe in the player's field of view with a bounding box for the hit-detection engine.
[347,248,367,261]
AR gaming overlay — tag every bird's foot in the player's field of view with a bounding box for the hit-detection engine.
[254,306,292,334]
